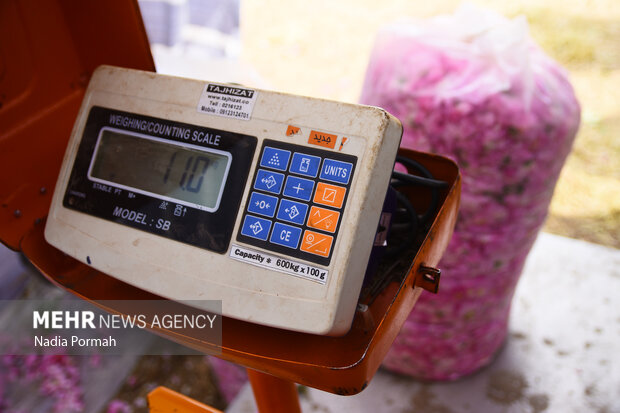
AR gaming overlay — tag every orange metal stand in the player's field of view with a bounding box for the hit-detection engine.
[18,148,459,397]
[15,148,459,412]
[148,387,223,413]
[247,369,303,413]
[0,0,154,251]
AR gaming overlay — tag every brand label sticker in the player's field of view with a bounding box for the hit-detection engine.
[197,83,258,121]
[229,244,328,284]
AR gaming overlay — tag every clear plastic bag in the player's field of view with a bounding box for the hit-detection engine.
[360,5,580,380]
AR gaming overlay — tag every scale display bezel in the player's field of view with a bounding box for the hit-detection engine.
[62,106,257,254]
[87,126,233,213]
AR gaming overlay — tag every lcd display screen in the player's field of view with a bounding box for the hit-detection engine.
[88,128,231,211]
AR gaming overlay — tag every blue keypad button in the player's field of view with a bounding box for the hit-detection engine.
[283,176,315,202]
[276,199,308,225]
[269,222,302,249]
[320,159,353,185]
[289,153,321,178]
[240,215,272,241]
[247,192,278,217]
[254,169,284,194]
[260,147,291,171]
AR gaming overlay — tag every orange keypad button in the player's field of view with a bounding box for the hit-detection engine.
[313,182,346,209]
[307,206,340,233]
[300,230,333,257]
[308,130,337,149]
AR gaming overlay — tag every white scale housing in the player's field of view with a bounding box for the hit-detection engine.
[45,66,402,335]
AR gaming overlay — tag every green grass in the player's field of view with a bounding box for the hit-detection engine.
[525,8,620,71]
[521,7,620,247]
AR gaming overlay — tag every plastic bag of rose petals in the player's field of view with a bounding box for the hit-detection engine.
[360,5,580,380]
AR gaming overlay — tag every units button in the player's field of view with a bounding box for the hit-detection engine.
[320,158,353,185]
[300,230,333,257]
[269,222,302,249]
[307,206,340,233]
[260,147,291,171]
[313,182,346,209]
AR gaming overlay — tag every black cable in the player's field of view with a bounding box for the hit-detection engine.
[360,190,418,304]
[392,156,446,224]
[391,171,448,188]
[384,190,418,258]
[395,156,433,178]
[362,159,449,303]
[362,162,446,301]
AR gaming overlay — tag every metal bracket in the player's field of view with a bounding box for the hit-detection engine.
[415,266,441,294]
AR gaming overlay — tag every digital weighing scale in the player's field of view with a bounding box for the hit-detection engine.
[3,4,461,408]
[45,65,403,335]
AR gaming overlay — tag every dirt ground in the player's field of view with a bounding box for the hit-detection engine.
[108,356,226,412]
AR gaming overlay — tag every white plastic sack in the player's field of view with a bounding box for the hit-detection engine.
[360,5,580,380]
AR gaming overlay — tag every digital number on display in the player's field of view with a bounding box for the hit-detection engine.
[88,128,231,212]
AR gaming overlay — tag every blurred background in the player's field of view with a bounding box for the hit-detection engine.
[1,0,618,411]
[140,0,619,248]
